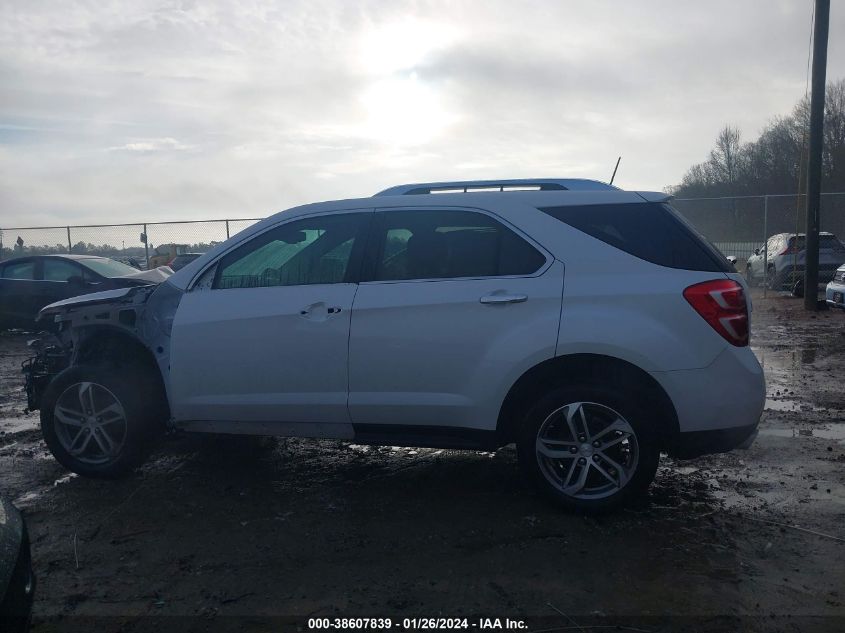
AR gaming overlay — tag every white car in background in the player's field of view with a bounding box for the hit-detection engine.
[23,178,765,512]
[826,264,845,309]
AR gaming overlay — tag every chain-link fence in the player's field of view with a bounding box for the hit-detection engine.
[673,192,845,260]
[2,193,844,273]
[0,218,263,269]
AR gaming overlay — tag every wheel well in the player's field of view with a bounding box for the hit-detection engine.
[496,354,679,448]
[73,326,169,418]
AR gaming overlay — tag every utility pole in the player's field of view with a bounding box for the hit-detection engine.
[804,0,830,310]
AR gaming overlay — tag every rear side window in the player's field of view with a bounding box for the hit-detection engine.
[0,260,35,280]
[372,209,546,281]
[539,203,732,272]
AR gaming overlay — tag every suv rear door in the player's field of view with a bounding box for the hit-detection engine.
[347,206,564,439]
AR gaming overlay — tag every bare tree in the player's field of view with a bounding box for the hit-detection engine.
[671,78,845,197]
[708,126,743,191]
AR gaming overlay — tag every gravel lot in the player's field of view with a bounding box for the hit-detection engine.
[1,288,843,632]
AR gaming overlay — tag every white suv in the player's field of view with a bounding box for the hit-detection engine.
[24,179,765,512]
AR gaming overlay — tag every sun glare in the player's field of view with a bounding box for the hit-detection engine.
[358,19,458,75]
[356,20,460,146]
[359,73,456,146]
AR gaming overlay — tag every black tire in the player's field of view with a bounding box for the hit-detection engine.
[40,364,165,478]
[517,384,660,513]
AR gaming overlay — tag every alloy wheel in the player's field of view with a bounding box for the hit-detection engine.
[53,382,128,465]
[535,401,639,500]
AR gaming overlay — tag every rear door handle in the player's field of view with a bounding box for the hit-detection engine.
[479,293,527,305]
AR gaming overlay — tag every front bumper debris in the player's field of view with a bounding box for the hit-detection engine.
[21,339,69,412]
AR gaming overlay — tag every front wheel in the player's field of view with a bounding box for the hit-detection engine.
[517,386,659,513]
[40,364,164,478]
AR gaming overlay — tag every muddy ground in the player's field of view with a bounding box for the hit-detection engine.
[1,289,843,632]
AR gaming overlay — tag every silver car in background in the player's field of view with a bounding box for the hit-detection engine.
[746,232,845,290]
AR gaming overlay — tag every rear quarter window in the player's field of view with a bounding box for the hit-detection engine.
[538,202,732,272]
[0,260,36,280]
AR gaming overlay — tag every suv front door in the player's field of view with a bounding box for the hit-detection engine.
[169,210,372,433]
[348,207,564,439]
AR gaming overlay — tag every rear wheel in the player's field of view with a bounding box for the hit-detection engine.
[40,364,164,478]
[517,385,659,513]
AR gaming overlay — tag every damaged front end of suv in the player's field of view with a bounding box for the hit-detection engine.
[21,281,183,477]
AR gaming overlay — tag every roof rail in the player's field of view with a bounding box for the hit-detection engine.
[374,178,617,196]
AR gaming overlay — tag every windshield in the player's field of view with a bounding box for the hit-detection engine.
[78,257,140,278]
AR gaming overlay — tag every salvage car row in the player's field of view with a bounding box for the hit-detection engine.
[744,231,845,297]
[4,236,845,330]
[0,255,174,329]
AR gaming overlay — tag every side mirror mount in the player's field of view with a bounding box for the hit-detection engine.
[754,248,760,256]
[282,230,308,244]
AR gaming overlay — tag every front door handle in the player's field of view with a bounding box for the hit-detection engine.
[479,293,527,305]
[300,302,343,320]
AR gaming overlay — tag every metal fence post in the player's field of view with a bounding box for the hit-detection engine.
[67,226,72,254]
[763,196,768,298]
[225,220,230,239]
[143,223,150,269]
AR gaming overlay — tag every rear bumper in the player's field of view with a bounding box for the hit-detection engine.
[669,423,758,459]
[651,345,764,457]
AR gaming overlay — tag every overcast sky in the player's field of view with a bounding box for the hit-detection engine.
[1,0,843,228]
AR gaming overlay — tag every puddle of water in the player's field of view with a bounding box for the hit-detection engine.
[54,473,77,487]
[13,491,40,506]
[759,425,845,443]
[0,416,38,434]
[13,471,78,508]
[764,398,826,413]
[754,346,819,374]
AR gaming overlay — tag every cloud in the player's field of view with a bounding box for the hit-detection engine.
[0,0,843,227]
[109,137,192,152]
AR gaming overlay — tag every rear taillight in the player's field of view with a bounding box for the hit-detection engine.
[683,279,749,347]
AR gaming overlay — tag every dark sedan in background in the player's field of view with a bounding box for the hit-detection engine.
[169,252,202,271]
[0,497,34,633]
[0,254,171,330]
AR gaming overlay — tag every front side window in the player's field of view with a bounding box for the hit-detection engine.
[214,213,366,289]
[373,209,545,282]
[43,259,82,282]
[0,260,35,280]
